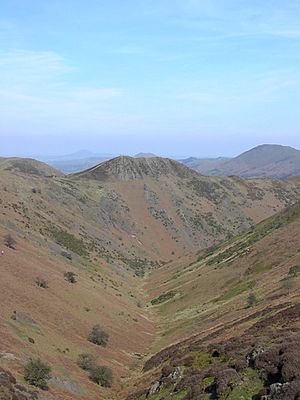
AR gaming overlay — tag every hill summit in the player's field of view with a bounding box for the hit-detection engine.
[0,157,63,177]
[181,144,300,179]
[220,144,300,178]
[73,155,198,181]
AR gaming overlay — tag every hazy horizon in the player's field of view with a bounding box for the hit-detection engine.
[1,1,300,157]
[1,142,300,161]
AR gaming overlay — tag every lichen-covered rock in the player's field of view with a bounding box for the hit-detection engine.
[147,380,163,396]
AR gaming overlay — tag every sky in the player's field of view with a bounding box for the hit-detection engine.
[0,0,300,157]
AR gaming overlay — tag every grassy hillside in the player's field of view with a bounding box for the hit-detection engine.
[0,222,155,399]
[129,203,300,399]
[1,158,300,269]
[0,159,299,399]
[0,157,63,177]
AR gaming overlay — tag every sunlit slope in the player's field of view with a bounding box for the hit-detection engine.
[146,202,300,347]
[0,224,155,399]
[130,203,300,399]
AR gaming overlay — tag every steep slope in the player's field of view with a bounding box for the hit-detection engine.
[0,179,155,400]
[181,144,300,179]
[70,156,300,262]
[0,157,63,177]
[1,157,300,269]
[0,158,300,399]
[130,203,300,399]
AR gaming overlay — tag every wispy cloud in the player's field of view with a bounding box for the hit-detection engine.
[0,49,123,125]
[166,0,300,41]
[175,70,300,105]
[0,50,71,86]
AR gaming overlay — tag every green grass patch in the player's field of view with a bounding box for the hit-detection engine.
[217,280,255,302]
[47,226,88,256]
[151,291,176,305]
[193,351,214,368]
[202,376,215,389]
[220,368,264,400]
[249,262,270,274]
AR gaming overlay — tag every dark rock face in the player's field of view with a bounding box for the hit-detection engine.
[261,381,300,399]
[0,367,38,400]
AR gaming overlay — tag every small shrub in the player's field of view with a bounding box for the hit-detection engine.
[4,234,16,249]
[88,325,109,347]
[246,292,257,308]
[35,277,48,289]
[77,353,96,371]
[64,271,77,283]
[24,358,51,389]
[281,277,295,293]
[89,365,113,387]
[288,265,300,277]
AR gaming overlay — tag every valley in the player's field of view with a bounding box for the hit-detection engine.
[0,156,299,400]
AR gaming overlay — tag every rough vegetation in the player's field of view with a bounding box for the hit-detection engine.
[0,156,299,400]
[77,352,97,371]
[0,367,38,400]
[24,358,51,389]
[130,306,300,399]
[89,365,113,387]
[88,324,109,347]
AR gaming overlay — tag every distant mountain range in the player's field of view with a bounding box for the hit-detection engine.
[29,144,300,179]
[35,152,157,174]
[180,144,300,179]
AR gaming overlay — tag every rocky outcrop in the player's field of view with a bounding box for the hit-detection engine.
[0,367,38,400]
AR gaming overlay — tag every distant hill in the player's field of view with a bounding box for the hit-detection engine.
[73,155,198,181]
[134,152,157,158]
[180,156,230,173]
[180,144,300,179]
[47,156,110,174]
[0,157,63,177]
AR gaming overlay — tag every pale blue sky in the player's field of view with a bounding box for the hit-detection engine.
[1,0,300,157]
